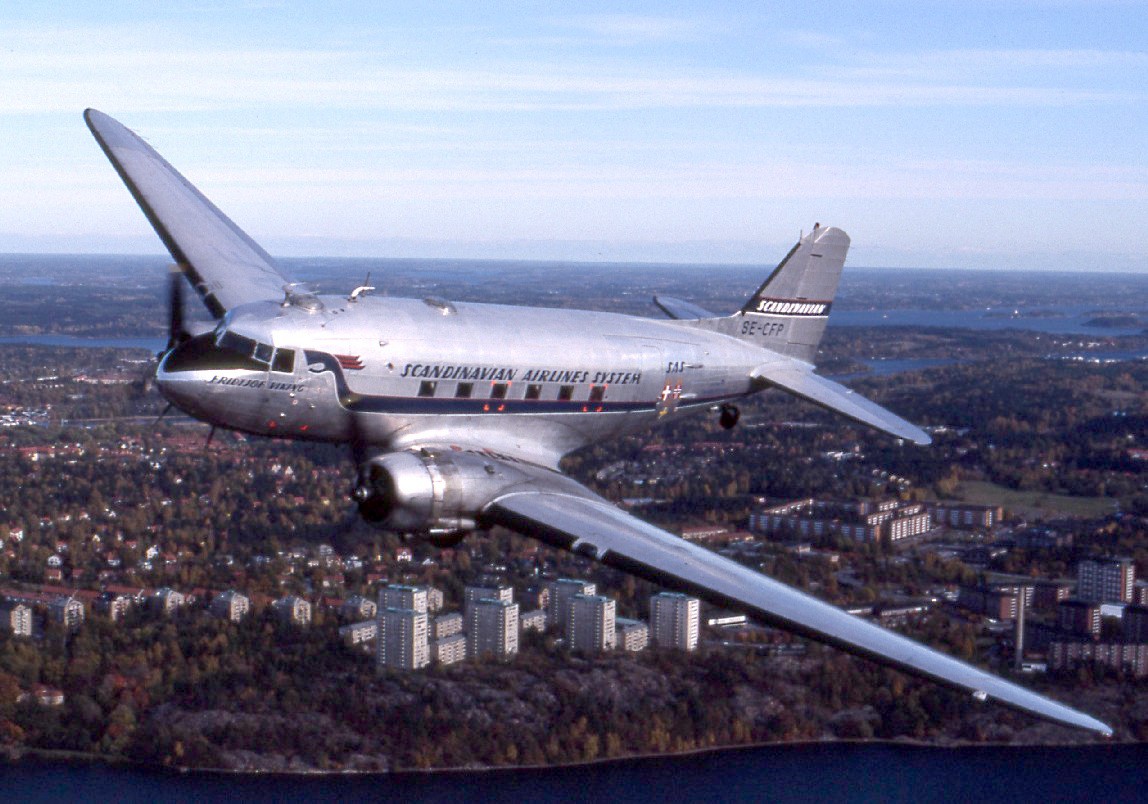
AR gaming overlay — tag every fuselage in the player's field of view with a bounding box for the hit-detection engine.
[157,292,774,466]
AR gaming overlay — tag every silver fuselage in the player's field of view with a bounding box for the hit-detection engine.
[157,293,772,466]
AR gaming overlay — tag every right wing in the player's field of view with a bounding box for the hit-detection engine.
[85,109,291,316]
[478,463,1110,736]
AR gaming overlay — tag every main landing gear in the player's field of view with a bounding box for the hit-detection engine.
[719,404,740,430]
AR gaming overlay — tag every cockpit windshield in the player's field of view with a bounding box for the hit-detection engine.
[215,330,294,372]
[163,329,295,374]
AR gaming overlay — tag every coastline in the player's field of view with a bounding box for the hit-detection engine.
[2,733,1129,777]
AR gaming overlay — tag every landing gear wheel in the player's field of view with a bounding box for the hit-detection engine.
[719,404,740,430]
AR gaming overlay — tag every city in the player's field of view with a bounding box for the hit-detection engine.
[2,258,1148,769]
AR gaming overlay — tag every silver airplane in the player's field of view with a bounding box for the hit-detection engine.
[84,108,1111,737]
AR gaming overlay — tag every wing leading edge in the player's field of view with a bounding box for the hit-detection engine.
[479,466,1110,736]
[85,109,291,316]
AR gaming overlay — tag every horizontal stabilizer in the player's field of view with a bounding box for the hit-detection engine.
[752,362,931,445]
[653,295,718,320]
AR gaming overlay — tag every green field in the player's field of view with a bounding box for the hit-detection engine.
[955,480,1117,519]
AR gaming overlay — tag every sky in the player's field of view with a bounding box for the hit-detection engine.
[1,1,1146,270]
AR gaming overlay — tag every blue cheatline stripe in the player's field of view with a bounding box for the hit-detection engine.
[303,350,732,416]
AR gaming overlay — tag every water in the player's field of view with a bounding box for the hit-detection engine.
[831,308,1144,337]
[2,743,1144,803]
[0,334,164,352]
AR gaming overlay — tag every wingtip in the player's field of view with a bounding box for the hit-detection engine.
[1089,718,1115,739]
[83,108,112,138]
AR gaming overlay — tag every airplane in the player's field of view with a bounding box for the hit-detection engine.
[83,108,1111,737]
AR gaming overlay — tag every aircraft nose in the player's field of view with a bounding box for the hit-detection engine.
[155,356,201,412]
[154,334,222,417]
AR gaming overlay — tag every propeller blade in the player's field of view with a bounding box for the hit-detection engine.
[167,265,186,352]
[153,402,174,425]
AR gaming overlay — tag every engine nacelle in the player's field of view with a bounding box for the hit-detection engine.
[353,448,531,537]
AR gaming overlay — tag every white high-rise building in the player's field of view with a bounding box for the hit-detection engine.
[468,598,519,661]
[567,594,616,652]
[1077,558,1135,603]
[547,579,596,631]
[48,596,85,631]
[465,584,513,614]
[273,595,312,626]
[211,590,250,622]
[377,607,429,670]
[0,602,32,637]
[381,584,429,613]
[650,592,699,651]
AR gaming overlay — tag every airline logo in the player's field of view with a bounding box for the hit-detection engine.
[750,297,831,317]
[335,354,364,370]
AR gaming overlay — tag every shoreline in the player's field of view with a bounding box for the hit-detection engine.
[2,734,1129,778]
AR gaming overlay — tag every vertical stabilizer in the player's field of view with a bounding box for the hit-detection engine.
[732,225,849,363]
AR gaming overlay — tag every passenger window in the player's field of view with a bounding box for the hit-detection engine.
[490,383,508,400]
[589,385,606,402]
[558,385,574,401]
[272,349,295,373]
[418,381,437,397]
[525,384,542,400]
[455,382,473,398]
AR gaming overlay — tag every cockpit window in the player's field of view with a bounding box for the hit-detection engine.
[165,328,280,373]
[164,333,266,373]
[214,329,282,370]
[218,330,258,358]
[272,349,295,374]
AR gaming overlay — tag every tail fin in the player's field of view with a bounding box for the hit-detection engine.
[730,225,849,363]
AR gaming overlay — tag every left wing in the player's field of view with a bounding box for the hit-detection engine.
[753,361,931,446]
[85,109,291,316]
[478,462,1110,736]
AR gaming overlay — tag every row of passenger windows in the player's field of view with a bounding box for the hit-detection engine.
[417,380,607,403]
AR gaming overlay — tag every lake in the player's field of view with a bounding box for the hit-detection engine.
[2,742,1145,803]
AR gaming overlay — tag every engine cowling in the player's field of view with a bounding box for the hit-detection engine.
[353,448,531,538]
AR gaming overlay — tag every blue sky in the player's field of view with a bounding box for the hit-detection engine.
[1,1,1145,269]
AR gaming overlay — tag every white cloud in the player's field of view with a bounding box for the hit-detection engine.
[553,13,721,45]
[4,20,1141,116]
[836,47,1148,82]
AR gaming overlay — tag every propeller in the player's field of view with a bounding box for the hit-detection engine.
[143,265,191,419]
[137,265,190,404]
[166,264,189,354]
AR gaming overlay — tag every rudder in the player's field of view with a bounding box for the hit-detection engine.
[732,224,849,363]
